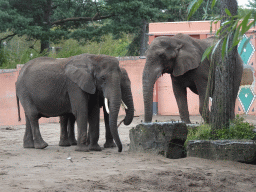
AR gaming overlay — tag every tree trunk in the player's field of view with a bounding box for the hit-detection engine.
[210,0,238,136]
[40,0,52,53]
[127,20,148,56]
[40,40,50,54]
[139,20,148,56]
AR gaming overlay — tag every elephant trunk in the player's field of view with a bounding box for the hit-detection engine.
[107,89,122,152]
[143,64,163,122]
[121,84,134,125]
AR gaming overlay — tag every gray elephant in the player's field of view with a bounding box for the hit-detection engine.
[16,54,134,152]
[143,33,243,124]
[59,67,134,149]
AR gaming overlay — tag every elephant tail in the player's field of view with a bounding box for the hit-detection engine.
[16,95,21,121]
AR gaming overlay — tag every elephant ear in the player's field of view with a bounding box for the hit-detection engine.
[65,64,96,94]
[173,42,202,77]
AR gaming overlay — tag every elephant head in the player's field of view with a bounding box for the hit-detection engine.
[143,34,204,122]
[65,54,133,152]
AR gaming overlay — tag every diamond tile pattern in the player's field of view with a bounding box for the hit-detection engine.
[238,87,255,113]
[237,35,255,65]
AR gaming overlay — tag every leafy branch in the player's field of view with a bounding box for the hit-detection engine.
[188,0,256,61]
[0,33,16,42]
[51,14,114,26]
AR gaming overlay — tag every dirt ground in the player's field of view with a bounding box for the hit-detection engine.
[1,115,256,192]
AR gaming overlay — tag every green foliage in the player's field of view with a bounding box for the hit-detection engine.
[216,115,256,140]
[50,34,131,58]
[186,115,256,143]
[19,49,47,65]
[0,47,9,67]
[247,0,256,12]
[1,0,221,54]
[0,33,131,68]
[189,0,256,62]
[0,33,43,68]
[187,124,212,141]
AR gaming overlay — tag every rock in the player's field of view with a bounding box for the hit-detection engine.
[187,140,256,163]
[129,122,188,159]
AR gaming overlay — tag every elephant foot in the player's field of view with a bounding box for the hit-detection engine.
[23,140,34,148]
[34,139,48,149]
[68,138,77,146]
[75,145,90,152]
[104,141,116,148]
[89,144,102,151]
[59,139,71,147]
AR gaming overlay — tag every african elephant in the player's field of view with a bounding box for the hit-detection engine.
[143,33,243,124]
[16,54,134,152]
[59,67,134,150]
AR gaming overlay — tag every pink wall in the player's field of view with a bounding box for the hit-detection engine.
[0,58,146,126]
[0,67,59,126]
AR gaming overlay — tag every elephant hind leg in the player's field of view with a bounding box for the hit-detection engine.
[23,115,34,148]
[59,114,77,146]
[27,114,48,149]
[19,95,48,149]
[172,83,191,124]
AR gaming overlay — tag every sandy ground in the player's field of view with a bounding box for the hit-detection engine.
[1,115,256,192]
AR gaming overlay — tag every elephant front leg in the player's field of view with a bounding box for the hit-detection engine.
[88,95,102,151]
[67,114,77,145]
[103,106,116,148]
[172,83,191,124]
[59,115,71,147]
[75,113,90,152]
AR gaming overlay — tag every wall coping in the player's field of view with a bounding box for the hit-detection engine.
[0,69,17,74]
[148,20,256,36]
[0,57,146,74]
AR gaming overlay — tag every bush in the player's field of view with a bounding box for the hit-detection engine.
[186,115,256,142]
[216,115,256,140]
[0,48,9,67]
[0,33,132,69]
[187,124,212,141]
[49,34,131,59]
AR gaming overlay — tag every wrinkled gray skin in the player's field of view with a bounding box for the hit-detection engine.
[143,33,243,124]
[59,68,134,149]
[16,54,134,152]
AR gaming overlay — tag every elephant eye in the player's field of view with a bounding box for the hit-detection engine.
[159,53,166,59]
[101,76,106,81]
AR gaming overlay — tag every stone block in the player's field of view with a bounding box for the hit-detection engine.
[129,122,188,159]
[187,140,256,163]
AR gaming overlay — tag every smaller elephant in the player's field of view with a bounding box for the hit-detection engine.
[59,68,134,150]
[143,33,243,124]
[16,54,134,152]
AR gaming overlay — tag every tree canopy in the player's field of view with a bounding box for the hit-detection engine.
[0,0,221,54]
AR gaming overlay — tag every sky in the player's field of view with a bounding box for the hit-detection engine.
[237,0,250,7]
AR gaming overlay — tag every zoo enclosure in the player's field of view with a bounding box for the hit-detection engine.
[1,21,256,126]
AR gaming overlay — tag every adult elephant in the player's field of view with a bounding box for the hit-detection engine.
[16,54,134,152]
[59,67,134,150]
[143,33,243,124]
